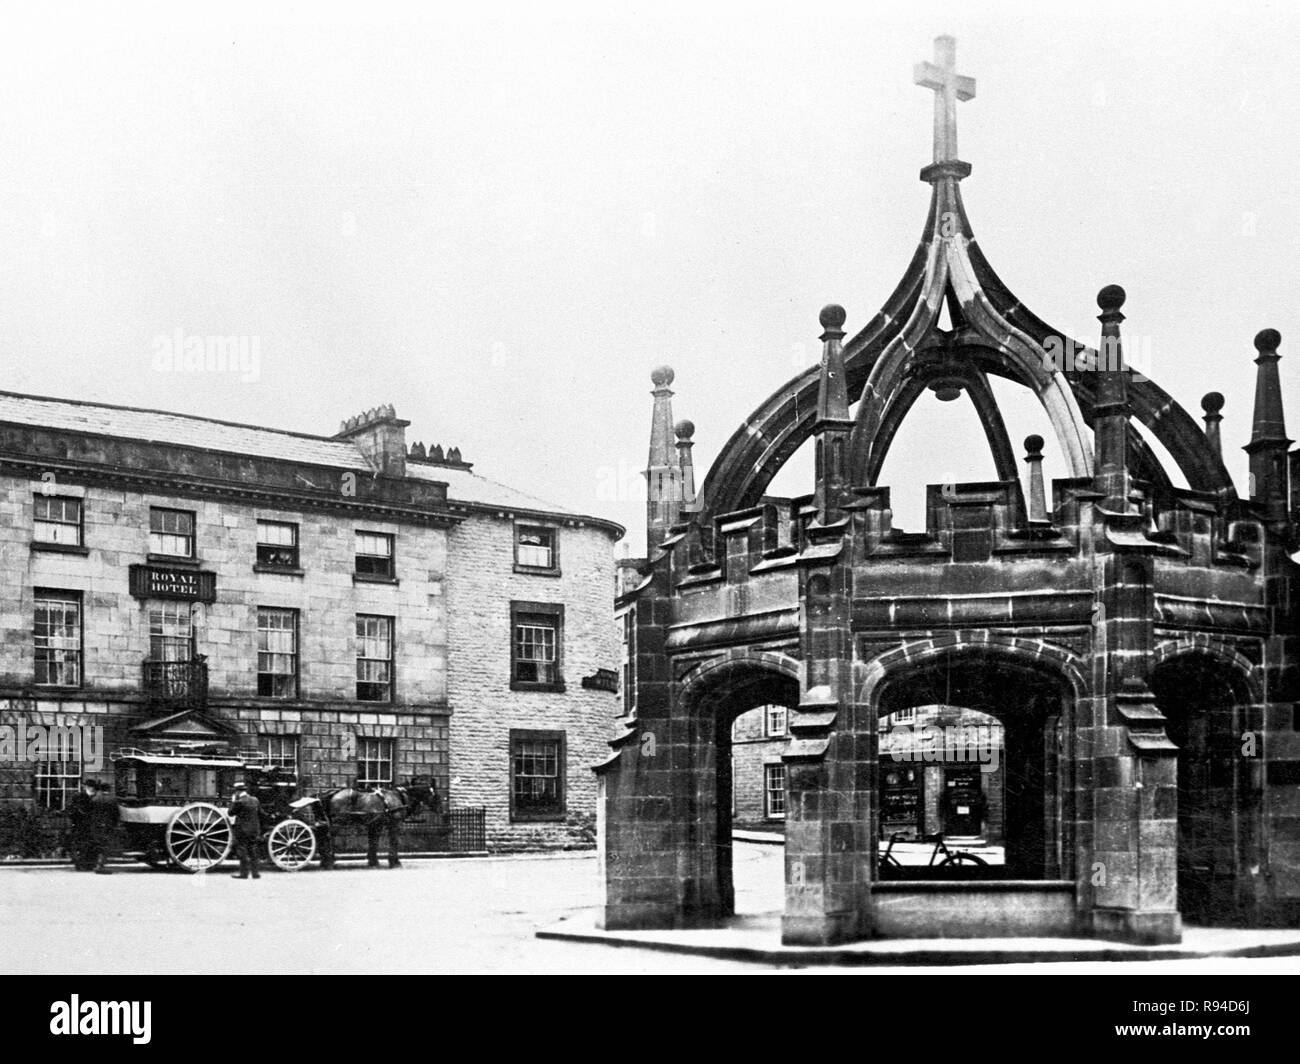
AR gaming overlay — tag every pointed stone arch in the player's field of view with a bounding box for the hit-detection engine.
[857,632,1089,707]
[693,168,1238,527]
[678,648,803,707]
[1152,636,1262,702]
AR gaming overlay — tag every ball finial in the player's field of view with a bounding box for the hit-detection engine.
[650,365,675,387]
[674,419,695,441]
[1024,434,1044,456]
[1201,391,1225,415]
[1254,328,1281,353]
[1096,285,1126,312]
[819,304,847,330]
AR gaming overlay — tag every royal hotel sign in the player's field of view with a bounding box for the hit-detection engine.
[127,564,217,603]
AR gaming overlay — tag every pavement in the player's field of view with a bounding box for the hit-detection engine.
[0,849,770,974]
[540,914,1300,968]
[3,842,1299,974]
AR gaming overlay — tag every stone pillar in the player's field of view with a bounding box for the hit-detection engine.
[783,518,870,945]
[1093,285,1133,514]
[1023,434,1048,523]
[1201,392,1224,461]
[645,366,684,554]
[1257,519,1300,922]
[595,564,684,930]
[1086,550,1181,944]
[813,304,854,523]
[1245,329,1292,534]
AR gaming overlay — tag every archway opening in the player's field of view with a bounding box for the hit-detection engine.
[687,662,798,918]
[873,388,1000,532]
[875,653,1075,881]
[1152,654,1255,925]
[878,705,1006,871]
[728,703,793,914]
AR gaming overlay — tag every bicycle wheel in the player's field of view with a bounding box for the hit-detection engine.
[938,852,988,868]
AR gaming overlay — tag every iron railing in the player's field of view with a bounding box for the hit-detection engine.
[327,806,487,855]
[448,807,486,852]
[141,656,209,711]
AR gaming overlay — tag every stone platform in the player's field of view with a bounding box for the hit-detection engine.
[537,911,1300,968]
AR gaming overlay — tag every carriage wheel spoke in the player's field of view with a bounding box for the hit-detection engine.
[167,803,232,872]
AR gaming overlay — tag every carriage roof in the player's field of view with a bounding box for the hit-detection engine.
[110,747,249,770]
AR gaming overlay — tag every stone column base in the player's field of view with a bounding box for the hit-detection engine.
[598,902,680,931]
[1088,907,1182,944]
[781,911,859,946]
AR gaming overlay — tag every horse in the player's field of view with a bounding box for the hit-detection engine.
[313,776,440,869]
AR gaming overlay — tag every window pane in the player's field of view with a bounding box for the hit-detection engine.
[256,521,299,566]
[516,527,554,568]
[765,764,787,817]
[357,738,394,785]
[257,608,297,698]
[34,497,82,545]
[149,602,193,661]
[259,734,299,772]
[356,615,393,701]
[34,592,81,686]
[514,616,557,683]
[34,760,82,810]
[150,509,193,534]
[356,532,392,557]
[766,706,787,736]
[513,737,561,814]
[257,521,296,546]
[355,533,394,577]
[149,509,194,556]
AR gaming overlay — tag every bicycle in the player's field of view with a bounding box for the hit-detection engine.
[878,831,988,871]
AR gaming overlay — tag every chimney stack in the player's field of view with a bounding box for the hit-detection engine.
[335,404,409,478]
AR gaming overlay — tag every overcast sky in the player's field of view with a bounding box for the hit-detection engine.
[2,1,1296,546]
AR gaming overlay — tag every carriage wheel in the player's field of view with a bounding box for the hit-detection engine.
[267,818,317,872]
[165,802,233,873]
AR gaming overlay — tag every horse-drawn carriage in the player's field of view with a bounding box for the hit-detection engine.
[112,748,319,872]
[111,747,441,872]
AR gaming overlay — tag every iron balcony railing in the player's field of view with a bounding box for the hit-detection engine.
[141,656,209,711]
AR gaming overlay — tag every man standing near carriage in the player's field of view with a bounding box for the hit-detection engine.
[90,780,119,874]
[68,779,118,874]
[228,780,262,880]
[67,778,99,871]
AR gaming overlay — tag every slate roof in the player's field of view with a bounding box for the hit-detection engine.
[0,389,594,522]
[0,390,360,467]
[406,463,579,516]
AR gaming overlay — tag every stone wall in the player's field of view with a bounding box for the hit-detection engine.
[0,471,454,854]
[445,511,619,850]
[0,478,450,704]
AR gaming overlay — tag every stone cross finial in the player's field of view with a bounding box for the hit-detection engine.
[914,35,975,163]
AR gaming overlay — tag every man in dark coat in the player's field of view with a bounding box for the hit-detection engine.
[67,779,99,871]
[228,780,261,880]
[89,782,118,874]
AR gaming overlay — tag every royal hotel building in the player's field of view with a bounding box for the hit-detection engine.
[0,392,623,853]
